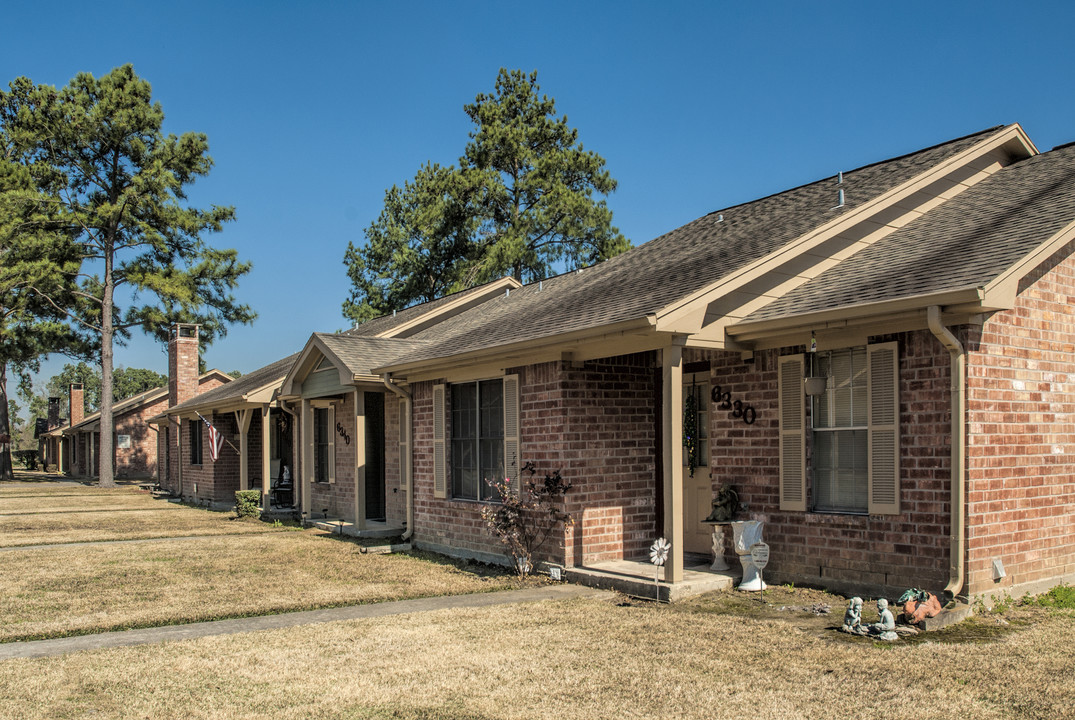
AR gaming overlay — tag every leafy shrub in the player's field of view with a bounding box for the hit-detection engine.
[481,462,573,577]
[1026,584,1075,609]
[234,490,262,518]
[13,450,38,470]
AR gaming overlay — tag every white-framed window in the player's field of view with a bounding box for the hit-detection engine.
[450,379,504,501]
[433,375,519,501]
[779,342,899,515]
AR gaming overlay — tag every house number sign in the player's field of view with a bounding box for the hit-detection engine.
[335,422,351,445]
[711,385,757,425]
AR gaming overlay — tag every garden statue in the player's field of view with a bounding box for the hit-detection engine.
[704,484,739,523]
[866,598,898,641]
[841,597,863,634]
[898,588,942,625]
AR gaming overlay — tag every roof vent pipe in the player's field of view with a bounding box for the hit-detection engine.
[539,281,543,291]
[834,188,845,208]
[505,287,510,297]
[837,171,843,184]
[717,214,724,222]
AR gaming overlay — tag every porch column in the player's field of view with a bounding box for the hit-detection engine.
[662,341,685,584]
[300,398,312,519]
[237,408,254,491]
[353,389,367,531]
[261,405,272,513]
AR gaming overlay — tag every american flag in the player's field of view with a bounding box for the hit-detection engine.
[196,412,225,462]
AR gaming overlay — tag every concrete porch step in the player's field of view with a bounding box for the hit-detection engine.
[307,517,406,539]
[564,559,737,602]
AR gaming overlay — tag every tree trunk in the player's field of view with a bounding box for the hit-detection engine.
[98,250,115,488]
[0,364,12,481]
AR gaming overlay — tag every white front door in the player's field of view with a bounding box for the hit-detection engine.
[682,377,712,555]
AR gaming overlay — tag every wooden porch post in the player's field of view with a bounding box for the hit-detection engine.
[260,405,272,513]
[662,341,685,584]
[353,389,367,531]
[237,408,254,491]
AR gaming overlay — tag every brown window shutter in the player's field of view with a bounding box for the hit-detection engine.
[327,404,336,484]
[398,397,409,490]
[503,375,520,494]
[432,384,446,499]
[779,354,806,511]
[867,342,900,515]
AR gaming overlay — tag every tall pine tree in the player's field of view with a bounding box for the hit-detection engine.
[0,65,255,486]
[343,69,628,323]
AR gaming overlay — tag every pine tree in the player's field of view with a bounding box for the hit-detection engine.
[343,69,628,323]
[0,65,255,486]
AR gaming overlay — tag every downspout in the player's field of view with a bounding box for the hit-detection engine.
[382,373,414,541]
[927,305,966,602]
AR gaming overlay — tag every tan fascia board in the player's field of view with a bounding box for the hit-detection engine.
[377,316,659,381]
[374,277,522,339]
[652,124,1037,333]
[725,286,986,345]
[279,334,341,397]
[980,217,1075,309]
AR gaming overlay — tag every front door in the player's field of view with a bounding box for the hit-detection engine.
[683,376,712,555]
[364,392,386,521]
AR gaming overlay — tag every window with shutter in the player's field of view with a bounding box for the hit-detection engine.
[437,376,517,502]
[803,342,899,515]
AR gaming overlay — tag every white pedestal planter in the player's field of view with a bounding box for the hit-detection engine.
[731,520,767,591]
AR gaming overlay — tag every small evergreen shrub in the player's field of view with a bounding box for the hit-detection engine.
[234,490,262,518]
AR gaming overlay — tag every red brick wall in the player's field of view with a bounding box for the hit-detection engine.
[694,330,955,596]
[411,354,658,568]
[307,393,357,520]
[965,248,1075,596]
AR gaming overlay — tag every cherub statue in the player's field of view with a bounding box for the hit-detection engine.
[866,598,898,641]
[841,597,863,634]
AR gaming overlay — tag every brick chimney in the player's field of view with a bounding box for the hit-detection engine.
[69,384,84,426]
[47,397,60,429]
[169,324,200,407]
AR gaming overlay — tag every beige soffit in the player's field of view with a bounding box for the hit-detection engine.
[652,124,1038,346]
[373,276,522,338]
[376,316,661,382]
[725,286,985,346]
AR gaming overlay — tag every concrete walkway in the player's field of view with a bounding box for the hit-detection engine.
[0,585,609,661]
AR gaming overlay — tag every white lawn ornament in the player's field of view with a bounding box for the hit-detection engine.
[649,537,671,602]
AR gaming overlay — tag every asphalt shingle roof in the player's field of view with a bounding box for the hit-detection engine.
[313,334,431,376]
[166,354,299,414]
[743,142,1075,321]
[385,126,1006,365]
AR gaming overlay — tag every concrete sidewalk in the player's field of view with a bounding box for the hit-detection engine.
[0,585,609,661]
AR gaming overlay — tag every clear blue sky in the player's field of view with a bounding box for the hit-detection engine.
[6,0,1075,401]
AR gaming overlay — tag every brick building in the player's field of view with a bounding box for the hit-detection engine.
[57,328,232,480]
[159,123,1075,602]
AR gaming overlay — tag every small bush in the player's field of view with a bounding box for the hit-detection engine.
[1026,584,1075,609]
[481,462,572,577]
[234,490,262,518]
[13,450,39,470]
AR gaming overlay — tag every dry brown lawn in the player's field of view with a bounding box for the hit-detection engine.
[0,481,284,547]
[0,592,1071,720]
[0,532,519,642]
